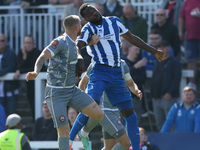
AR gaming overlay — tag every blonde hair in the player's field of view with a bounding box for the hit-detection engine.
[63,15,80,30]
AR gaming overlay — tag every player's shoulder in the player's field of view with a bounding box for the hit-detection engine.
[106,16,121,22]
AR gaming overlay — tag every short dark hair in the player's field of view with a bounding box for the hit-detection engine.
[158,40,170,47]
[24,35,34,42]
[149,29,161,36]
[79,3,92,18]
[63,15,80,30]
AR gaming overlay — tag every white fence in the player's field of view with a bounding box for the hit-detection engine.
[0,0,164,54]
[0,70,193,120]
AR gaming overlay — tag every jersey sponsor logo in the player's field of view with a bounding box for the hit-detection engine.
[178,109,182,116]
[59,115,65,122]
[52,40,59,48]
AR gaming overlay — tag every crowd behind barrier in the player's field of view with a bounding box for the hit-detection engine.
[0,70,194,120]
[0,0,163,54]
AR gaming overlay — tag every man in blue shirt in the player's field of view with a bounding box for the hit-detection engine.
[161,86,200,133]
[72,3,164,150]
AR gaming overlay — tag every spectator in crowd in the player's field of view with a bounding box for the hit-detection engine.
[13,35,46,120]
[0,104,6,133]
[151,8,181,57]
[49,0,73,5]
[161,86,200,133]
[179,0,200,90]
[103,0,123,18]
[0,1,6,14]
[21,0,48,13]
[32,100,57,141]
[160,0,184,27]
[62,0,83,20]
[151,40,182,131]
[0,114,31,150]
[129,127,153,150]
[125,45,147,125]
[67,107,78,130]
[94,3,104,16]
[121,3,148,42]
[142,29,174,71]
[0,33,19,116]
[67,107,79,141]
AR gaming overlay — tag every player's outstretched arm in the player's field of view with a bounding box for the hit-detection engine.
[26,49,51,82]
[126,79,142,100]
[122,31,165,62]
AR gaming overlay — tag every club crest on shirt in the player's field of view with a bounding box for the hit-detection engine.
[178,109,182,116]
[51,40,59,48]
[190,110,195,115]
[97,29,103,38]
[117,120,122,125]
[59,115,65,122]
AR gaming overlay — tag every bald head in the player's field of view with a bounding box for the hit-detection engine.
[155,8,167,25]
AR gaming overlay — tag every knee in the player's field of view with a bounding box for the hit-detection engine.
[119,134,131,148]
[120,108,135,118]
[95,109,104,121]
[57,124,70,137]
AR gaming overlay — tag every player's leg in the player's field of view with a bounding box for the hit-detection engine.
[45,87,71,150]
[78,80,105,134]
[117,102,140,150]
[99,110,130,149]
[69,87,103,149]
[103,130,129,150]
[57,124,71,150]
[70,112,89,141]
[105,77,140,150]
[112,134,130,150]
[104,139,117,150]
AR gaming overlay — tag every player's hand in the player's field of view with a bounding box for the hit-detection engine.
[154,50,165,62]
[88,34,100,45]
[76,58,85,77]
[135,89,142,100]
[26,72,38,82]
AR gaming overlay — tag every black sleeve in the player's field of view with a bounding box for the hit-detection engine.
[21,135,31,150]
[170,25,180,56]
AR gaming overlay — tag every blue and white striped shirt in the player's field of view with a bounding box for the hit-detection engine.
[78,16,128,67]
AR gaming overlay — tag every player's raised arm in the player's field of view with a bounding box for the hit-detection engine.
[26,49,51,81]
[122,31,165,62]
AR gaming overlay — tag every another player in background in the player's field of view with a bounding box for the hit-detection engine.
[26,15,103,150]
